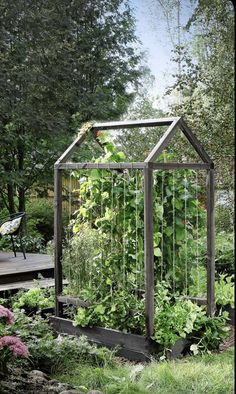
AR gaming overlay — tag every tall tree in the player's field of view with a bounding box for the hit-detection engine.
[0,0,143,213]
[166,0,234,192]
[116,72,165,161]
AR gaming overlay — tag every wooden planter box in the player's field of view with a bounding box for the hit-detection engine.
[40,307,55,318]
[224,306,235,326]
[49,316,189,361]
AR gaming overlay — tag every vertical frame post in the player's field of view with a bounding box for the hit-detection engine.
[54,165,63,316]
[144,164,154,337]
[206,168,215,316]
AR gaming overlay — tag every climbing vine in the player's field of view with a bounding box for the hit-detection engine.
[62,128,206,297]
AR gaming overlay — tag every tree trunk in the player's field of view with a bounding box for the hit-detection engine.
[7,183,16,214]
[17,131,25,214]
[18,187,25,213]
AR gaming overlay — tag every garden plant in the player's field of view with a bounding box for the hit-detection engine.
[54,123,233,357]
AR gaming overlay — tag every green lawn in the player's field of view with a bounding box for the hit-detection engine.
[52,347,234,394]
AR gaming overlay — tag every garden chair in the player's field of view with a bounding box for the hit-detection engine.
[0,212,26,259]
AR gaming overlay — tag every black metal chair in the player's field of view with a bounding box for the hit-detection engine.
[0,212,26,259]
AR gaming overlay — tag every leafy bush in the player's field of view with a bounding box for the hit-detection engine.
[67,134,206,296]
[12,285,54,311]
[3,308,116,374]
[188,267,234,308]
[182,231,234,275]
[152,283,229,352]
[215,275,234,308]
[0,306,29,373]
[74,290,145,334]
[215,204,234,232]
[215,232,234,274]
[26,198,54,244]
[73,281,230,353]
[152,283,203,348]
[0,233,46,254]
[190,311,230,354]
[20,235,46,253]
[29,334,116,374]
[8,311,53,342]
[62,223,102,295]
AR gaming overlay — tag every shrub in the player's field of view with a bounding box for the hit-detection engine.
[28,334,116,374]
[3,309,116,374]
[215,275,234,308]
[0,234,46,254]
[182,231,234,275]
[9,310,53,342]
[152,283,230,352]
[0,208,9,223]
[0,306,29,374]
[73,281,230,353]
[188,268,234,308]
[74,290,145,334]
[12,285,54,311]
[26,198,54,244]
[62,223,102,295]
[215,232,234,274]
[215,204,234,232]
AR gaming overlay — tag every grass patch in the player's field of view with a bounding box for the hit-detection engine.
[52,347,234,394]
[140,348,234,394]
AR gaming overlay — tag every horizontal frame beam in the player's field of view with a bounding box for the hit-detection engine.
[152,162,212,170]
[56,162,145,170]
[57,295,91,308]
[56,162,212,170]
[186,297,207,306]
[92,117,179,131]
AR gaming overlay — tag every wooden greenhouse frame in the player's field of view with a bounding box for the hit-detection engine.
[51,117,215,360]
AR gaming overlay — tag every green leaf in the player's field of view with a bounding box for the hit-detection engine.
[175,228,185,241]
[116,151,126,160]
[165,226,173,236]
[90,169,101,180]
[94,304,106,315]
[105,143,115,153]
[106,277,112,286]
[190,343,199,355]
[154,247,162,257]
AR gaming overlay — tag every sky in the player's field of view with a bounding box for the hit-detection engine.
[129,0,195,109]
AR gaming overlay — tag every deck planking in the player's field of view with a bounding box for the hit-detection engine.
[0,278,68,293]
[0,252,54,285]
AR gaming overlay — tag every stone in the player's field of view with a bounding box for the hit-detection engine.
[87,391,104,394]
[0,367,81,394]
[59,390,84,394]
[28,370,49,380]
[43,386,61,393]
[50,379,62,386]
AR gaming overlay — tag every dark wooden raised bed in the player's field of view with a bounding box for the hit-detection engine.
[49,316,189,361]
[224,306,235,326]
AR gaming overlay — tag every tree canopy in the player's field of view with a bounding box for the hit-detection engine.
[166,0,234,191]
[0,0,144,213]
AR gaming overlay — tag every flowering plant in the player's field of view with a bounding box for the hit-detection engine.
[0,305,15,325]
[0,305,29,373]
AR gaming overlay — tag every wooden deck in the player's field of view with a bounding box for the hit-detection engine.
[0,252,54,286]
